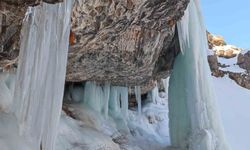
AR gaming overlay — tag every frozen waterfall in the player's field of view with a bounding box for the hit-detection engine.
[12,1,74,150]
[168,0,229,149]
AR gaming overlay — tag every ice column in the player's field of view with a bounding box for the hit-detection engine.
[119,87,128,118]
[103,83,111,119]
[162,78,169,94]
[168,0,229,149]
[134,86,142,116]
[151,82,159,104]
[13,1,74,150]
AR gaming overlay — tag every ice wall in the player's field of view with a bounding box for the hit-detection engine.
[12,1,74,150]
[168,0,229,149]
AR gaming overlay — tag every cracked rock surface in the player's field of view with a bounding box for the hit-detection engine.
[0,0,189,89]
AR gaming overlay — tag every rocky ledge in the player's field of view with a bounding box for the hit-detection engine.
[207,33,250,89]
[0,0,189,92]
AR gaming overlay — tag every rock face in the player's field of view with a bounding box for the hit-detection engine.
[207,32,226,48]
[0,0,189,89]
[207,32,241,59]
[238,51,250,71]
[67,0,188,86]
[207,33,250,90]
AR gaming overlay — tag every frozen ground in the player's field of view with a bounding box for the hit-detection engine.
[42,76,250,150]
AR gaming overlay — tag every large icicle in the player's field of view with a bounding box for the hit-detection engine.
[13,1,73,150]
[134,86,142,116]
[151,82,159,104]
[102,83,111,119]
[119,87,128,118]
[162,78,169,94]
[168,0,229,149]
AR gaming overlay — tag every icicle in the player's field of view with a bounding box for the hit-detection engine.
[12,1,74,150]
[84,82,98,112]
[151,82,159,104]
[162,78,169,94]
[109,86,120,114]
[134,86,142,116]
[103,82,111,119]
[168,0,229,149]
[119,87,128,118]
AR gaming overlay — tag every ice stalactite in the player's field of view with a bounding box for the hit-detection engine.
[12,1,74,150]
[83,82,103,112]
[69,82,129,133]
[118,87,129,118]
[162,78,169,94]
[135,86,142,117]
[151,82,159,104]
[168,0,229,149]
[103,83,111,119]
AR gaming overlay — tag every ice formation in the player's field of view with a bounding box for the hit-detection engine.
[151,82,159,104]
[162,78,169,94]
[135,86,142,116]
[12,1,74,150]
[61,81,171,150]
[0,72,15,112]
[168,0,229,149]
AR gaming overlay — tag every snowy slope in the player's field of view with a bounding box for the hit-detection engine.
[213,77,250,150]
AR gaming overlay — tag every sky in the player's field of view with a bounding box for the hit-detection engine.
[201,0,250,49]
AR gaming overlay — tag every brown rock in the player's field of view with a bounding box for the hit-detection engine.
[66,0,189,87]
[0,0,189,93]
[237,51,250,72]
[207,55,219,71]
[212,35,226,46]
[216,50,225,57]
[229,72,250,89]
[224,49,236,58]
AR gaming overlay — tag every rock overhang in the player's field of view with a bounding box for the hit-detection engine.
[0,0,189,92]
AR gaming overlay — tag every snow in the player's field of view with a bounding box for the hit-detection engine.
[213,45,241,55]
[218,57,246,73]
[0,73,15,113]
[127,91,170,150]
[0,113,34,150]
[56,112,120,150]
[213,76,250,150]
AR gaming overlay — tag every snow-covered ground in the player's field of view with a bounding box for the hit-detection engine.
[217,56,246,73]
[57,91,170,150]
[213,76,250,150]
[56,76,250,150]
[126,92,170,150]
[1,72,249,150]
